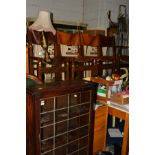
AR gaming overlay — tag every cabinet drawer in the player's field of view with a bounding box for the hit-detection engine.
[69,105,80,118]
[79,146,89,155]
[55,133,68,148]
[79,136,89,148]
[41,138,54,153]
[80,103,90,114]
[40,112,54,126]
[40,98,54,112]
[41,151,53,155]
[55,121,67,135]
[55,108,68,122]
[79,125,89,138]
[70,92,80,106]
[81,90,91,103]
[55,95,68,109]
[41,125,54,140]
[67,140,78,154]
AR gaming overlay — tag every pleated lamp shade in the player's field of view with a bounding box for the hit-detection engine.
[29,11,56,35]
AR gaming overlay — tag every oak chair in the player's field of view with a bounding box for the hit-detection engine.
[71,33,101,80]
[27,30,70,82]
[97,35,116,76]
[115,45,129,73]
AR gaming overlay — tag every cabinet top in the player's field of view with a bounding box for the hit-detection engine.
[26,80,97,96]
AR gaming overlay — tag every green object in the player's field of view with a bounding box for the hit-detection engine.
[26,78,39,87]
[97,88,106,97]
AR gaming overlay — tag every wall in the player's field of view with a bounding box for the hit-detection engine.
[26,0,129,30]
[26,0,84,22]
[84,0,129,30]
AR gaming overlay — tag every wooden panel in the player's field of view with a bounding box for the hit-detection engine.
[108,106,126,120]
[93,105,108,155]
[121,113,129,155]
[108,106,129,155]
[26,94,36,155]
[26,46,29,74]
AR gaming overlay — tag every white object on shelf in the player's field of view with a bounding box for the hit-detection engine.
[108,128,123,138]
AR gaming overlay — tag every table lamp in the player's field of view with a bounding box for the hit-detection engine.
[28,10,56,62]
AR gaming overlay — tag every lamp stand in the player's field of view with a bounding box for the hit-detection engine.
[42,32,51,63]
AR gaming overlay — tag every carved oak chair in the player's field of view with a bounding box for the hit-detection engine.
[97,35,116,76]
[71,33,101,80]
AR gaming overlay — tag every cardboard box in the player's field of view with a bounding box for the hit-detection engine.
[110,94,129,105]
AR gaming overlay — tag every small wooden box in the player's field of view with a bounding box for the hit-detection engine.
[110,94,129,105]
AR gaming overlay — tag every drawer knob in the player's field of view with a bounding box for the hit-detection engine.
[40,100,45,106]
[74,94,78,97]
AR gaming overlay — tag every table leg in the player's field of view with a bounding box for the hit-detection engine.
[121,113,129,155]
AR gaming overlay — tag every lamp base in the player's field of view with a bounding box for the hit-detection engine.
[44,51,51,63]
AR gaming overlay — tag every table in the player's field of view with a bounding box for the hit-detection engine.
[84,76,129,154]
[93,101,129,155]
[107,102,129,155]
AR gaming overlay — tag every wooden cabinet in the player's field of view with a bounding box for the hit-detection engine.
[93,105,108,155]
[26,80,97,155]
